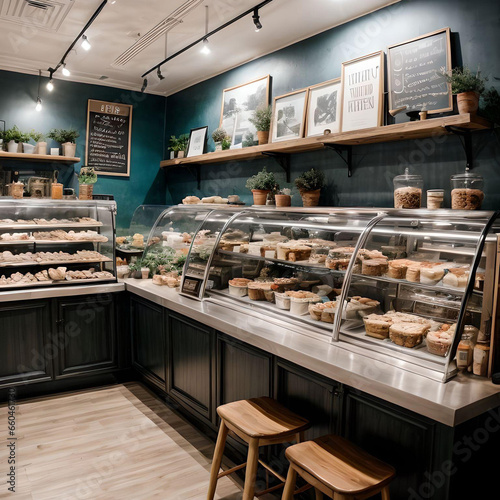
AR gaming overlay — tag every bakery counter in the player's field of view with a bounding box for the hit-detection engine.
[124,278,500,427]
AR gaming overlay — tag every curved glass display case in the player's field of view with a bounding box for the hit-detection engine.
[180,207,500,382]
[0,199,116,290]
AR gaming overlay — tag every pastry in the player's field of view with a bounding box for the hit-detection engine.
[308,301,338,323]
[182,196,201,204]
[271,277,299,293]
[286,291,321,316]
[247,281,273,300]
[48,267,67,281]
[387,260,408,279]
[474,272,485,291]
[228,278,253,297]
[389,323,428,348]
[406,265,421,282]
[362,259,388,276]
[426,324,455,356]
[443,268,469,289]
[420,265,445,285]
[274,292,291,310]
[277,243,312,262]
[363,314,393,339]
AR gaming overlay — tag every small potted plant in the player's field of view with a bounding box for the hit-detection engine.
[19,130,34,154]
[441,67,487,115]
[77,166,98,200]
[128,259,145,279]
[30,130,46,155]
[4,126,23,153]
[48,128,79,157]
[169,134,189,159]
[245,167,277,205]
[294,168,326,207]
[275,187,292,207]
[242,132,257,148]
[212,127,227,151]
[249,105,272,145]
[221,135,232,151]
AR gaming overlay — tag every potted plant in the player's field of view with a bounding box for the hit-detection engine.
[77,166,97,200]
[249,105,272,145]
[294,168,326,207]
[275,187,292,207]
[221,135,232,151]
[441,67,487,115]
[212,127,227,151]
[48,128,79,157]
[4,126,23,153]
[128,259,145,279]
[30,130,46,155]
[245,167,277,205]
[242,132,257,148]
[169,134,189,159]
[20,130,35,154]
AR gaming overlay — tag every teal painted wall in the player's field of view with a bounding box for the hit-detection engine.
[0,69,167,229]
[164,0,500,209]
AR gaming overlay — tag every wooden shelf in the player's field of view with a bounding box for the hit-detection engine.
[0,151,80,164]
[160,114,491,168]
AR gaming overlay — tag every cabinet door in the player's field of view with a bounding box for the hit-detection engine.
[131,296,166,389]
[217,334,272,406]
[55,294,117,378]
[0,300,52,387]
[168,313,215,425]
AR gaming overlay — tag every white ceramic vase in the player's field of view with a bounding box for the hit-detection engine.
[36,142,47,155]
[62,142,77,157]
[23,143,36,154]
[7,140,19,153]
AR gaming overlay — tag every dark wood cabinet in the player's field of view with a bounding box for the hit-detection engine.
[54,294,118,378]
[0,300,53,387]
[130,296,166,389]
[168,312,216,425]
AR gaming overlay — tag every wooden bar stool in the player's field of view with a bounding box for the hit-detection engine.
[207,397,310,500]
[282,435,395,500]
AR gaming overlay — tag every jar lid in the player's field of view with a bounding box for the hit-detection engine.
[394,167,423,182]
[451,169,483,182]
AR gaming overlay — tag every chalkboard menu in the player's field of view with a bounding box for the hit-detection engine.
[388,28,452,114]
[86,99,133,177]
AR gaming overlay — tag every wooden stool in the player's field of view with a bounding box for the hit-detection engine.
[207,397,309,500]
[282,435,395,500]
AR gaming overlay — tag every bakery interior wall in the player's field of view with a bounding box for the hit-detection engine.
[0,69,167,229]
[164,0,500,209]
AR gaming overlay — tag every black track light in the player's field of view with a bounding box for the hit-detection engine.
[157,67,165,80]
[141,78,148,93]
[252,8,262,31]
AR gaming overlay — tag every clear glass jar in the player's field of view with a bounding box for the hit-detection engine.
[451,169,484,210]
[457,329,474,371]
[427,189,444,209]
[393,168,423,209]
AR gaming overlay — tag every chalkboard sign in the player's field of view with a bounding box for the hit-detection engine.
[86,99,132,177]
[388,28,452,114]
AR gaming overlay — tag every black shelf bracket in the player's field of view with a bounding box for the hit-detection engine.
[323,144,353,177]
[445,126,474,169]
[261,152,291,182]
[165,163,201,190]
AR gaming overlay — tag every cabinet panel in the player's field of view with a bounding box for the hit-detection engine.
[0,300,52,387]
[55,294,117,377]
[131,296,166,389]
[168,313,215,423]
[343,390,439,500]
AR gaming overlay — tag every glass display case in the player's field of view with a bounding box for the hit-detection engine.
[181,207,500,382]
[0,199,116,289]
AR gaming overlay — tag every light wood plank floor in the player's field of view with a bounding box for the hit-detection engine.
[0,383,247,500]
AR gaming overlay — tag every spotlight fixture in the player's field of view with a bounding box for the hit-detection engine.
[62,64,71,77]
[35,97,42,112]
[252,8,262,31]
[157,67,165,80]
[200,38,211,55]
[141,78,148,93]
[46,71,54,92]
[81,35,91,51]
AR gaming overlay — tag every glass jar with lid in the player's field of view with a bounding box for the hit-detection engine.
[451,169,484,210]
[393,168,423,209]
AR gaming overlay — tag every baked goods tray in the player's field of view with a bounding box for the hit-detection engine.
[0,277,116,291]
[0,258,112,268]
[340,321,447,365]
[0,222,102,230]
[0,239,107,245]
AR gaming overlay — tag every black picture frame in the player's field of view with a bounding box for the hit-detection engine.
[186,126,208,158]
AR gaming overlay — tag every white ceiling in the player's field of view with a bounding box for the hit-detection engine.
[0,0,400,96]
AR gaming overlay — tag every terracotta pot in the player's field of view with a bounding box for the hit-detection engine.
[300,189,321,207]
[79,183,94,200]
[62,142,77,157]
[457,92,479,115]
[252,189,270,205]
[275,194,291,207]
[257,131,269,145]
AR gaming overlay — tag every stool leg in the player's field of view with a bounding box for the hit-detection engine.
[381,485,391,500]
[315,488,323,500]
[242,438,260,500]
[282,466,297,500]
[207,420,229,500]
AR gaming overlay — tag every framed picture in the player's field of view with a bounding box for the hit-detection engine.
[186,126,208,157]
[388,28,452,114]
[340,51,384,133]
[270,88,309,143]
[306,78,341,137]
[220,75,270,147]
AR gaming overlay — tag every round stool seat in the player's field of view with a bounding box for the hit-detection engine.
[285,435,395,497]
[217,396,309,439]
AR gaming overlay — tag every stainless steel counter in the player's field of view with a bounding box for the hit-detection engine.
[124,278,500,427]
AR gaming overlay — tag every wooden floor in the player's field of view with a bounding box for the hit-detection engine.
[0,383,246,500]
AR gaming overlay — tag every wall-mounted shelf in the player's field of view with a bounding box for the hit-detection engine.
[0,152,80,164]
[160,114,492,175]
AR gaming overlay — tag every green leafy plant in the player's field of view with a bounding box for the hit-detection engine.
[294,168,326,191]
[245,167,277,191]
[440,67,488,94]
[169,134,189,152]
[30,130,44,143]
[242,132,257,148]
[480,87,500,124]
[4,125,23,143]
[77,166,98,185]
[212,127,227,143]
[48,128,80,144]
[278,187,292,196]
[128,258,144,273]
[249,105,272,132]
[221,135,231,150]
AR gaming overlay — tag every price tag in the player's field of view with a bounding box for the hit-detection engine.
[233,246,241,253]
[264,250,275,259]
